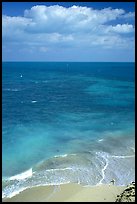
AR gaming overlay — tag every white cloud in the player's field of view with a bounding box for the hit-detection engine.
[106,24,134,34]
[23,6,126,34]
[122,12,135,19]
[2,5,135,50]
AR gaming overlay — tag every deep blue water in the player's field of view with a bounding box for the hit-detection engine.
[2,62,135,198]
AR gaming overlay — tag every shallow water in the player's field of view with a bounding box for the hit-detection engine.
[2,62,135,198]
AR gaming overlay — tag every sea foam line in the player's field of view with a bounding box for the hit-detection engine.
[54,154,76,158]
[54,154,68,158]
[111,155,135,159]
[2,181,71,199]
[46,167,73,172]
[97,155,109,185]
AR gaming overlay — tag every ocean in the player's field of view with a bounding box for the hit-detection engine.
[2,62,135,198]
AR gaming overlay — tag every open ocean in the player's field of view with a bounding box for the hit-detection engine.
[2,62,135,198]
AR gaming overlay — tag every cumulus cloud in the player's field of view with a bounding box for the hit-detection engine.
[2,5,135,51]
[23,5,126,34]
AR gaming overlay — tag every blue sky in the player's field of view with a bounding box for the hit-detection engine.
[2,2,135,62]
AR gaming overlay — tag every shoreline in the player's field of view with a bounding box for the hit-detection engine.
[2,148,135,201]
[3,183,126,202]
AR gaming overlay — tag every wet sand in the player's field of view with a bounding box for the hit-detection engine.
[3,183,125,202]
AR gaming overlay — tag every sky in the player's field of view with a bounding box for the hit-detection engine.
[2,2,135,62]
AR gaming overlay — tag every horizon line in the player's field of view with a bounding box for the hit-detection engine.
[2,61,135,63]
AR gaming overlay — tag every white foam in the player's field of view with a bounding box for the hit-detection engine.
[31,101,37,103]
[9,168,33,181]
[96,151,135,185]
[96,152,109,185]
[54,154,68,158]
[54,154,76,158]
[98,139,104,142]
[46,167,73,172]
[35,181,71,187]
[111,155,135,159]
[3,187,27,199]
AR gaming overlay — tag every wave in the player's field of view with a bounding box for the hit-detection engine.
[9,168,33,181]
[2,187,27,199]
[2,150,135,199]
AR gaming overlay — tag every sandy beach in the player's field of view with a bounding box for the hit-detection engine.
[3,183,126,202]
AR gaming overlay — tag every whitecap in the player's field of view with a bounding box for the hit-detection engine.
[9,168,33,181]
[98,139,104,142]
[31,101,37,103]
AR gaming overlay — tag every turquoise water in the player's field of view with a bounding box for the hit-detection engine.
[2,62,135,198]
